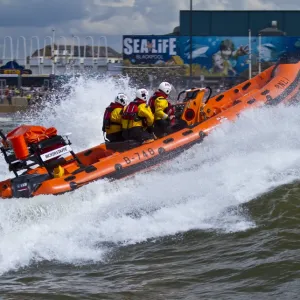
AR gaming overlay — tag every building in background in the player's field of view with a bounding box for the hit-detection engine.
[31,45,122,64]
[29,45,122,75]
[179,10,298,36]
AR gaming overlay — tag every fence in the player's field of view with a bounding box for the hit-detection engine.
[0,35,109,75]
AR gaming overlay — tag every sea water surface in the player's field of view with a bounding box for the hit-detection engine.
[0,76,300,299]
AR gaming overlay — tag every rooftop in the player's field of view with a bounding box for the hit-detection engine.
[31,45,122,58]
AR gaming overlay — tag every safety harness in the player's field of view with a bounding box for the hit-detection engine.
[102,102,124,131]
[122,99,145,121]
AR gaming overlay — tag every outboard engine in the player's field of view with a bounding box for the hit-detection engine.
[11,173,50,198]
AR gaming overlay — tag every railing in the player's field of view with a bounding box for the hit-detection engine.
[0,35,110,74]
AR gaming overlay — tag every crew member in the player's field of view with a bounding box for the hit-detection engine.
[122,88,155,144]
[102,93,128,142]
[148,81,175,138]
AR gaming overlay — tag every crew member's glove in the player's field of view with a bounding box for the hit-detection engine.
[167,115,175,121]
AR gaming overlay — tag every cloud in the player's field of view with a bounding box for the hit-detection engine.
[244,0,279,9]
[0,0,87,27]
[0,0,297,54]
[93,0,135,7]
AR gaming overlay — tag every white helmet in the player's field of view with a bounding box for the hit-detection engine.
[115,93,128,106]
[136,88,149,101]
[158,81,172,95]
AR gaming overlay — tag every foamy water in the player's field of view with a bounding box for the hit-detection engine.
[0,75,300,274]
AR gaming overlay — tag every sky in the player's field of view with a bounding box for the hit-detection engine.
[0,0,298,58]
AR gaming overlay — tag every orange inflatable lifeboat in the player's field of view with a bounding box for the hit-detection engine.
[0,60,300,199]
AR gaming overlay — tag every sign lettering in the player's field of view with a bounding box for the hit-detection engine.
[275,78,289,89]
[17,182,28,191]
[40,145,72,161]
[17,183,27,188]
[123,37,177,56]
[4,69,20,74]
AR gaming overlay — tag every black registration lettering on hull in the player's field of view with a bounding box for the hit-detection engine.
[123,147,156,164]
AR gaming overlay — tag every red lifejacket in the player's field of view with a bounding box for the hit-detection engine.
[149,91,174,117]
[122,99,145,121]
[148,91,165,113]
[102,102,124,131]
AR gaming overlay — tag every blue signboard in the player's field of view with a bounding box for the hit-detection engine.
[284,36,300,57]
[123,35,179,64]
[178,36,288,76]
[123,35,300,77]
